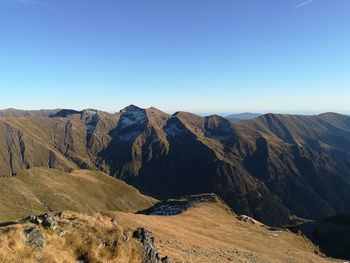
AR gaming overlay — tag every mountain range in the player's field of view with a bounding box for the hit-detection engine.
[225,112,262,121]
[1,106,350,226]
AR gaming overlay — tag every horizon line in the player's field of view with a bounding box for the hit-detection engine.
[1,106,349,117]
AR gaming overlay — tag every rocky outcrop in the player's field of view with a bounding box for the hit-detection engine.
[138,193,232,216]
[24,213,60,230]
[24,227,45,250]
[133,228,171,263]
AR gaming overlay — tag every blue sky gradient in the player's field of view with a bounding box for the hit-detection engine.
[0,0,349,114]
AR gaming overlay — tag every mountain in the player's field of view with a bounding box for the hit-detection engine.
[0,168,156,222]
[0,108,62,118]
[1,106,350,226]
[0,108,117,176]
[0,194,334,263]
[225,112,262,121]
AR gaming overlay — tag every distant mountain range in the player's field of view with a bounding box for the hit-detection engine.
[0,108,61,118]
[225,112,262,121]
[1,106,350,226]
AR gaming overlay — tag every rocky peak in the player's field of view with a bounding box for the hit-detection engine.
[81,109,98,116]
[120,104,143,113]
[119,105,148,129]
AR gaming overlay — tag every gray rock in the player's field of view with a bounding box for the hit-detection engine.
[41,214,58,230]
[24,227,45,250]
[132,228,161,263]
[24,215,42,225]
[132,228,172,263]
[161,256,171,263]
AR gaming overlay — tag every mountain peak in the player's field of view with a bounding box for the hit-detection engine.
[82,108,98,113]
[318,112,342,117]
[120,104,143,113]
[48,109,80,118]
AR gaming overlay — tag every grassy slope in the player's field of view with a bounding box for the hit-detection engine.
[0,168,156,222]
[117,200,340,263]
[0,197,340,263]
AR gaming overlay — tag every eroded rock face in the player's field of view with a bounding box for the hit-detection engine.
[132,228,171,263]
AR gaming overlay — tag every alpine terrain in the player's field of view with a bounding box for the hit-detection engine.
[1,107,350,261]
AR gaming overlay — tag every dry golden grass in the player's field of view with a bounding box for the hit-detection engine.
[0,212,144,263]
[116,201,342,263]
[0,199,343,263]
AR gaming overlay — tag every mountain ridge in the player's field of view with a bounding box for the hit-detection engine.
[1,105,350,226]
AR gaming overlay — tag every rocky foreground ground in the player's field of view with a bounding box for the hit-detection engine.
[0,194,342,263]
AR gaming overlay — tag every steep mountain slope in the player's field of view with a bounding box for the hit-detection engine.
[0,168,156,222]
[0,109,117,176]
[238,113,350,153]
[234,113,350,220]
[1,106,350,226]
[105,109,291,225]
[102,108,350,225]
[0,194,340,263]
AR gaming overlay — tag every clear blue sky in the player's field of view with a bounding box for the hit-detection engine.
[0,0,349,114]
